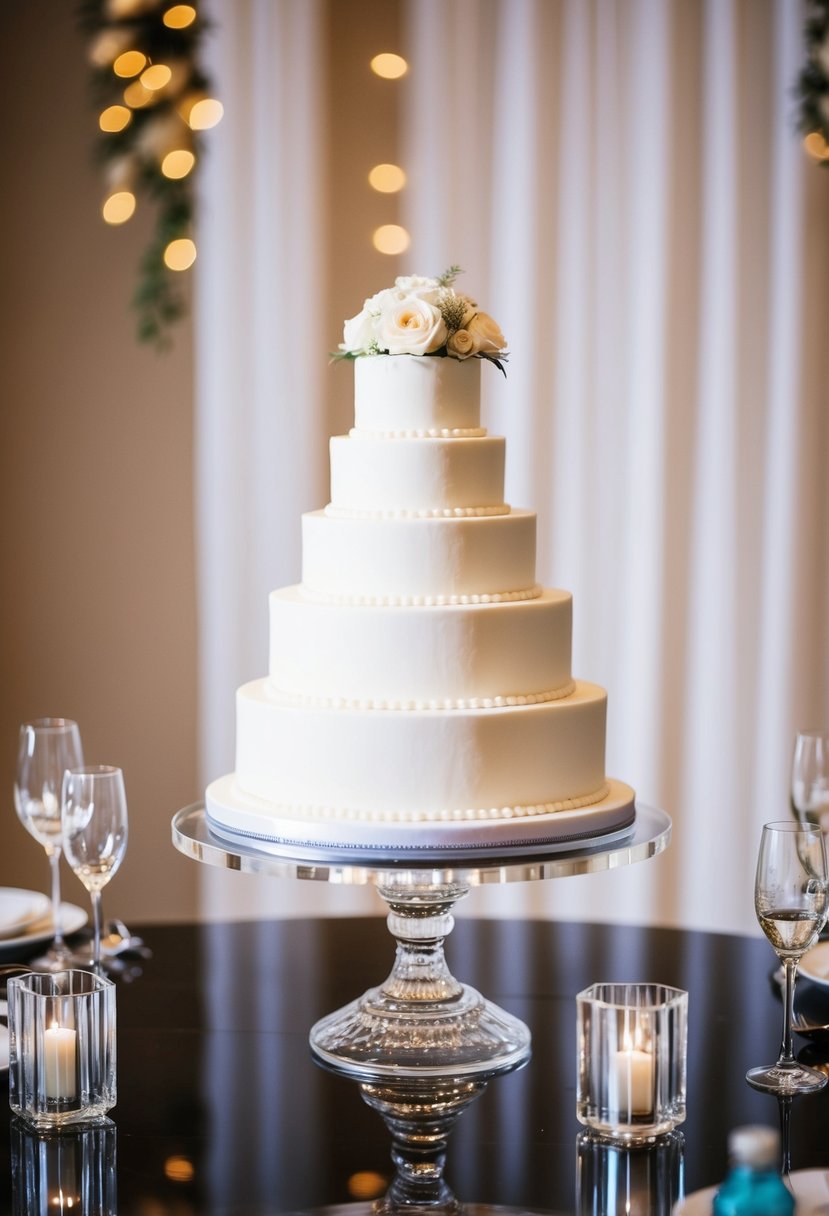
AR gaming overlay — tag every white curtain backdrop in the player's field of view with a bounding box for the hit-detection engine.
[194,0,361,918]
[196,0,829,932]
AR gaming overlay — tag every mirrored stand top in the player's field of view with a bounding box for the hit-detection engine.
[172,802,671,889]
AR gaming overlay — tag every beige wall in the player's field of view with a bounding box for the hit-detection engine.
[0,2,199,921]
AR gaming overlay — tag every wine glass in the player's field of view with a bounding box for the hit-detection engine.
[61,766,128,970]
[14,718,84,969]
[791,730,829,830]
[747,820,829,1093]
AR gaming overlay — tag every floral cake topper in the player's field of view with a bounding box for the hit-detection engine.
[337,267,508,373]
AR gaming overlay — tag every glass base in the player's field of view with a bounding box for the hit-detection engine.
[311,982,531,1080]
[309,881,531,1213]
[746,1061,828,1094]
[309,879,531,1081]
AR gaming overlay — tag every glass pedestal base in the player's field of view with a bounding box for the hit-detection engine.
[310,879,531,1081]
[310,880,531,1213]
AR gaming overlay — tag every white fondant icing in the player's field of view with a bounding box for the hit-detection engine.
[329,433,506,513]
[234,679,608,816]
[354,354,481,433]
[302,508,537,599]
[269,586,573,705]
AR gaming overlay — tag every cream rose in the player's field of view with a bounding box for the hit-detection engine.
[447,329,475,359]
[378,297,448,355]
[467,311,507,355]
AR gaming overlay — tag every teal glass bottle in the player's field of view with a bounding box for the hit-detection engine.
[712,1126,794,1216]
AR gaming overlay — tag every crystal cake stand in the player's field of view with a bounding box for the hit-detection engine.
[172,803,670,1213]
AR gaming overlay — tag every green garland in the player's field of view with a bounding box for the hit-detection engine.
[797,0,829,162]
[79,0,219,346]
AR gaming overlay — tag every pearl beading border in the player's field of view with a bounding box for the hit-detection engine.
[301,584,543,607]
[233,783,611,824]
[350,427,487,439]
[324,504,510,520]
[266,680,576,711]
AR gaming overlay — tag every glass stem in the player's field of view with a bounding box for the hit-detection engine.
[48,850,64,947]
[780,957,797,1066]
[91,890,103,968]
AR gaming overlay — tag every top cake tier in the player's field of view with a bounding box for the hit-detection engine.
[354,354,483,434]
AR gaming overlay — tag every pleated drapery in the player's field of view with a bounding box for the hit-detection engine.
[195,0,829,932]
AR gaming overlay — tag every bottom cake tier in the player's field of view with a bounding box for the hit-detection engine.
[205,773,637,857]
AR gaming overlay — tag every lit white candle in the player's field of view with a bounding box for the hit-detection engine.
[44,1023,77,1100]
[608,1045,653,1118]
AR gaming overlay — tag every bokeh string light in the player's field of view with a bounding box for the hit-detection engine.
[368,53,410,255]
[80,0,222,345]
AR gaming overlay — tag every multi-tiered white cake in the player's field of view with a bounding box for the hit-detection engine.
[206,274,635,854]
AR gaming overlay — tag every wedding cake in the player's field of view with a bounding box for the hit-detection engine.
[206,272,635,854]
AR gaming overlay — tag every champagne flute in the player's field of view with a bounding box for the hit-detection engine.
[747,820,829,1093]
[14,718,84,968]
[61,766,128,970]
[791,730,829,830]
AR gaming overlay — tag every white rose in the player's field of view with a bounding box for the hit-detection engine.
[447,329,475,359]
[467,311,507,355]
[341,307,379,354]
[378,297,448,355]
[394,275,441,300]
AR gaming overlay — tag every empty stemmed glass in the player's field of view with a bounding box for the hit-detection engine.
[747,820,829,1094]
[61,766,128,970]
[791,730,829,831]
[14,719,84,969]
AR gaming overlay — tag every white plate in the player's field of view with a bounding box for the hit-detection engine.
[675,1169,829,1214]
[0,888,51,938]
[800,940,829,988]
[0,903,87,958]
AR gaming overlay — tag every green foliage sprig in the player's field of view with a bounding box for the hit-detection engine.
[796,0,829,164]
[79,0,219,347]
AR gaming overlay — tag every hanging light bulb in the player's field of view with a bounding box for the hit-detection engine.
[163,4,197,28]
[804,131,829,160]
[102,191,136,224]
[123,80,156,108]
[99,105,132,133]
[373,224,410,255]
[370,52,408,79]
[164,238,197,270]
[187,98,223,130]
[368,163,406,193]
[140,63,173,91]
[113,50,147,78]
[161,149,196,179]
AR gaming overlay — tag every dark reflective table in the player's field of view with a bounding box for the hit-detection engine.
[2,916,829,1214]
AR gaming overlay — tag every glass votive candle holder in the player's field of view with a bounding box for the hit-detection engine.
[576,982,687,1144]
[8,970,116,1129]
